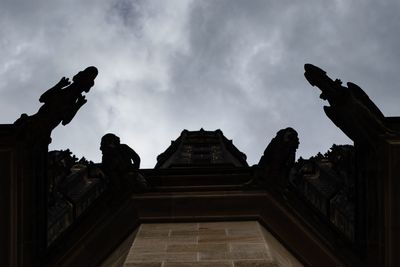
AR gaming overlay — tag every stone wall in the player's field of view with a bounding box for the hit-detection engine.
[121,221,303,267]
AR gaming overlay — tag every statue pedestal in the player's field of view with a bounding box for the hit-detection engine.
[0,125,48,267]
[355,136,400,267]
[377,137,400,267]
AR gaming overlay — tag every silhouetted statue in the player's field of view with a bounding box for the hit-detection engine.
[255,127,299,188]
[304,63,393,146]
[14,66,98,143]
[100,133,149,194]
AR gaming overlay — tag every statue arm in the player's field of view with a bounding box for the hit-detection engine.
[130,148,141,169]
[39,77,70,103]
[123,144,141,169]
[61,95,87,126]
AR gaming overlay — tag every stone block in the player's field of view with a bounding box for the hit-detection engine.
[167,243,229,253]
[164,262,232,267]
[123,263,162,267]
[199,221,258,230]
[233,260,277,267]
[125,252,197,262]
[227,229,261,237]
[170,229,226,236]
[229,243,268,253]
[199,251,270,261]
[140,223,198,231]
[198,235,264,243]
[133,236,197,246]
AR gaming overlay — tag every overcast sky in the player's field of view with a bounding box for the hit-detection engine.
[2,0,400,167]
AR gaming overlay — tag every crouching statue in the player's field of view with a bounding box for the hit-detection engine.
[255,127,299,188]
[100,133,149,194]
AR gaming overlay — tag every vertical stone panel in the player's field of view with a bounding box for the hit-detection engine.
[0,149,12,267]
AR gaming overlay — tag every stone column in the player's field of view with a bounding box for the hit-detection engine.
[0,125,48,267]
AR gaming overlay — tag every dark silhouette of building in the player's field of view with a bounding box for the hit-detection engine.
[1,64,400,266]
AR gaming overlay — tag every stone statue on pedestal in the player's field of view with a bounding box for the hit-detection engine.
[304,63,393,146]
[14,66,98,144]
[257,127,299,187]
[100,133,149,194]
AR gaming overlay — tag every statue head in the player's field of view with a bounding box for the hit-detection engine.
[276,127,300,151]
[73,66,98,92]
[100,133,120,152]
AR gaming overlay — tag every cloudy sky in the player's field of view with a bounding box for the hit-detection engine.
[1,0,400,167]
